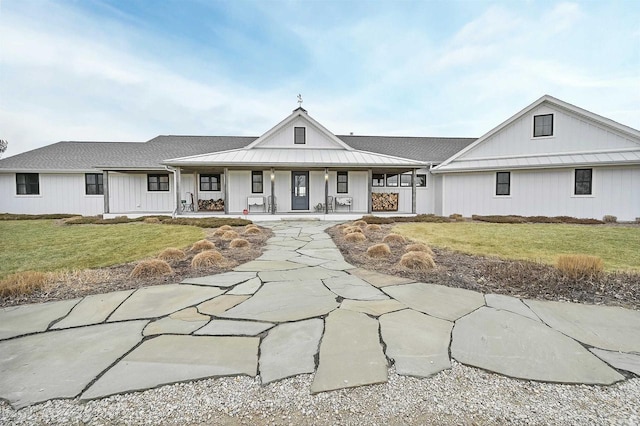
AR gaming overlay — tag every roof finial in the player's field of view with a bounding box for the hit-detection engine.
[297,94,303,108]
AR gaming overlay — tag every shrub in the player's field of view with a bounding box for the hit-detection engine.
[382,233,406,245]
[0,213,77,221]
[399,251,436,271]
[359,215,394,224]
[0,271,49,298]
[157,247,186,262]
[449,213,464,222]
[345,232,367,243]
[603,215,617,223]
[352,220,368,227]
[143,217,161,224]
[365,224,382,231]
[556,254,604,279]
[229,238,250,248]
[472,215,526,224]
[243,226,262,235]
[410,214,451,223]
[221,230,240,241]
[191,250,224,268]
[191,239,215,252]
[367,243,391,257]
[160,218,251,228]
[130,259,173,278]
[405,243,434,256]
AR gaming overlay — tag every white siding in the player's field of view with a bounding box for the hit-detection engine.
[0,173,104,216]
[257,116,345,149]
[108,172,174,213]
[371,169,432,214]
[442,166,640,221]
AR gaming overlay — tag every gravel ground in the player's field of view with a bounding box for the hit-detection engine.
[2,361,638,425]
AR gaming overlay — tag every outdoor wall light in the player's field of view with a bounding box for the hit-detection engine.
[270,172,275,181]
[324,172,329,181]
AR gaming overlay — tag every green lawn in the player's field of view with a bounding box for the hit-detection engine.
[393,222,640,272]
[0,220,204,279]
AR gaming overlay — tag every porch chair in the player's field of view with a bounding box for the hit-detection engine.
[327,195,334,212]
[267,195,277,213]
[181,192,194,212]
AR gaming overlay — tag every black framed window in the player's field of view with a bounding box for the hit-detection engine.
[147,174,169,192]
[251,171,263,193]
[386,173,398,187]
[200,174,221,191]
[575,169,592,195]
[294,127,306,144]
[496,172,511,196]
[16,173,39,195]
[533,114,554,137]
[416,174,427,187]
[337,171,348,193]
[400,174,412,187]
[372,173,385,187]
[85,173,103,195]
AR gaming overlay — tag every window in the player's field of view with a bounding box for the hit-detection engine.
[400,174,412,187]
[416,174,427,187]
[200,174,221,191]
[372,173,385,187]
[496,172,510,196]
[386,173,398,187]
[337,171,348,193]
[85,173,103,195]
[251,171,263,193]
[147,174,169,192]
[294,127,306,144]
[16,173,39,195]
[575,168,592,195]
[533,114,554,137]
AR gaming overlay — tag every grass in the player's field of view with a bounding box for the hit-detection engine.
[0,220,204,279]
[393,222,640,272]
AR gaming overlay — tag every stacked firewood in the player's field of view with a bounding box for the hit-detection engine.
[198,198,225,211]
[372,193,399,211]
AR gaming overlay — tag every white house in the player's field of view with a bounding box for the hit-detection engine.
[0,95,638,221]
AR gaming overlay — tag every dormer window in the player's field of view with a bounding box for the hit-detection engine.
[533,114,553,137]
[294,127,306,144]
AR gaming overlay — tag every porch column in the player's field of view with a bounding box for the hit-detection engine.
[193,171,199,212]
[102,170,109,214]
[223,168,229,214]
[324,168,329,214]
[175,168,182,215]
[412,169,417,214]
[270,168,275,214]
[367,169,372,214]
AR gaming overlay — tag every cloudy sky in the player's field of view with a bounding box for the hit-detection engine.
[1,0,639,157]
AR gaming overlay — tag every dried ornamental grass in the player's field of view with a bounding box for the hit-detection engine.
[603,215,617,223]
[221,230,240,241]
[191,239,216,252]
[342,226,361,235]
[229,238,250,248]
[157,247,186,262]
[218,225,233,231]
[0,271,49,298]
[143,217,161,224]
[556,254,604,279]
[382,233,406,245]
[191,250,224,268]
[243,227,262,235]
[399,251,436,271]
[130,259,173,278]
[345,232,367,243]
[365,224,382,231]
[405,243,434,256]
[352,220,368,227]
[366,243,391,258]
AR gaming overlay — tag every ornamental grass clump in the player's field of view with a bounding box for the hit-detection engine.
[143,217,161,224]
[0,271,49,298]
[191,239,215,252]
[221,230,240,241]
[367,243,391,258]
[191,250,224,268]
[556,254,604,280]
[130,259,173,278]
[399,251,436,271]
[229,238,250,248]
[345,232,367,243]
[382,233,406,245]
[405,243,434,256]
[342,226,362,235]
[157,247,186,263]
[365,224,382,232]
[243,226,262,235]
[218,225,233,231]
[352,220,368,227]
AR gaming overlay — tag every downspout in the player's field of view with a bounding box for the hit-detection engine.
[165,165,179,218]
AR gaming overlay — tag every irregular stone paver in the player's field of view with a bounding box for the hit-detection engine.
[340,299,406,316]
[301,239,338,250]
[109,284,223,322]
[484,293,540,322]
[52,290,134,329]
[590,348,640,376]
[310,233,331,240]
[297,248,345,261]
[234,260,306,272]
[259,266,345,282]
[525,299,640,352]
[143,308,209,336]
[259,319,324,384]
[82,335,259,400]
[181,271,257,287]
[198,295,250,315]
[266,240,308,249]
[227,277,262,295]
[349,268,414,288]
[0,321,147,409]
[256,250,299,261]
[380,309,453,377]
[383,282,484,321]
[451,307,624,384]
[195,320,274,336]
[320,260,356,271]
[323,275,388,300]
[289,255,328,266]
[311,309,388,393]
[0,299,79,340]
[221,280,339,322]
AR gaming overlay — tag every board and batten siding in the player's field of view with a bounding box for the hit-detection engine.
[108,172,174,213]
[0,173,104,216]
[256,116,344,149]
[442,166,640,221]
[371,169,432,214]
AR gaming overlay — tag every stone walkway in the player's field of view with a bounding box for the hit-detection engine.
[1,221,639,409]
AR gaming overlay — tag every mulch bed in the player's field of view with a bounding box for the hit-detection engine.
[327,224,640,311]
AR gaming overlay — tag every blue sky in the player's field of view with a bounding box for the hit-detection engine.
[1,0,639,157]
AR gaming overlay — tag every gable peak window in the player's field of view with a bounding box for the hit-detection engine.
[533,114,554,137]
[85,173,104,195]
[574,168,592,195]
[147,174,169,192]
[16,173,40,195]
[496,171,511,196]
[294,127,306,144]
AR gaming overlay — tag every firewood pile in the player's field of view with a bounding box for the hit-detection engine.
[198,198,225,211]
[372,193,399,211]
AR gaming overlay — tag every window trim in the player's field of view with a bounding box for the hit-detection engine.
[294,127,306,144]
[251,171,264,194]
[16,173,40,195]
[533,113,554,138]
[372,173,385,187]
[199,173,221,192]
[337,171,348,193]
[573,168,594,197]
[147,174,170,192]
[386,173,399,187]
[85,173,104,195]
[400,174,412,187]
[495,171,511,196]
[416,174,427,188]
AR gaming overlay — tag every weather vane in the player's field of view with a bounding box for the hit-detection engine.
[297,94,303,107]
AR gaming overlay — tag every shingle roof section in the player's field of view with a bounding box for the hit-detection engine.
[337,135,476,162]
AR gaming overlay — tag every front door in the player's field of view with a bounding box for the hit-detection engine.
[291,171,309,210]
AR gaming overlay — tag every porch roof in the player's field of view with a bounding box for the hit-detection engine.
[163,147,427,169]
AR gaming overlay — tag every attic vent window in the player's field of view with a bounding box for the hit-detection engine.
[533,114,554,137]
[294,127,306,144]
